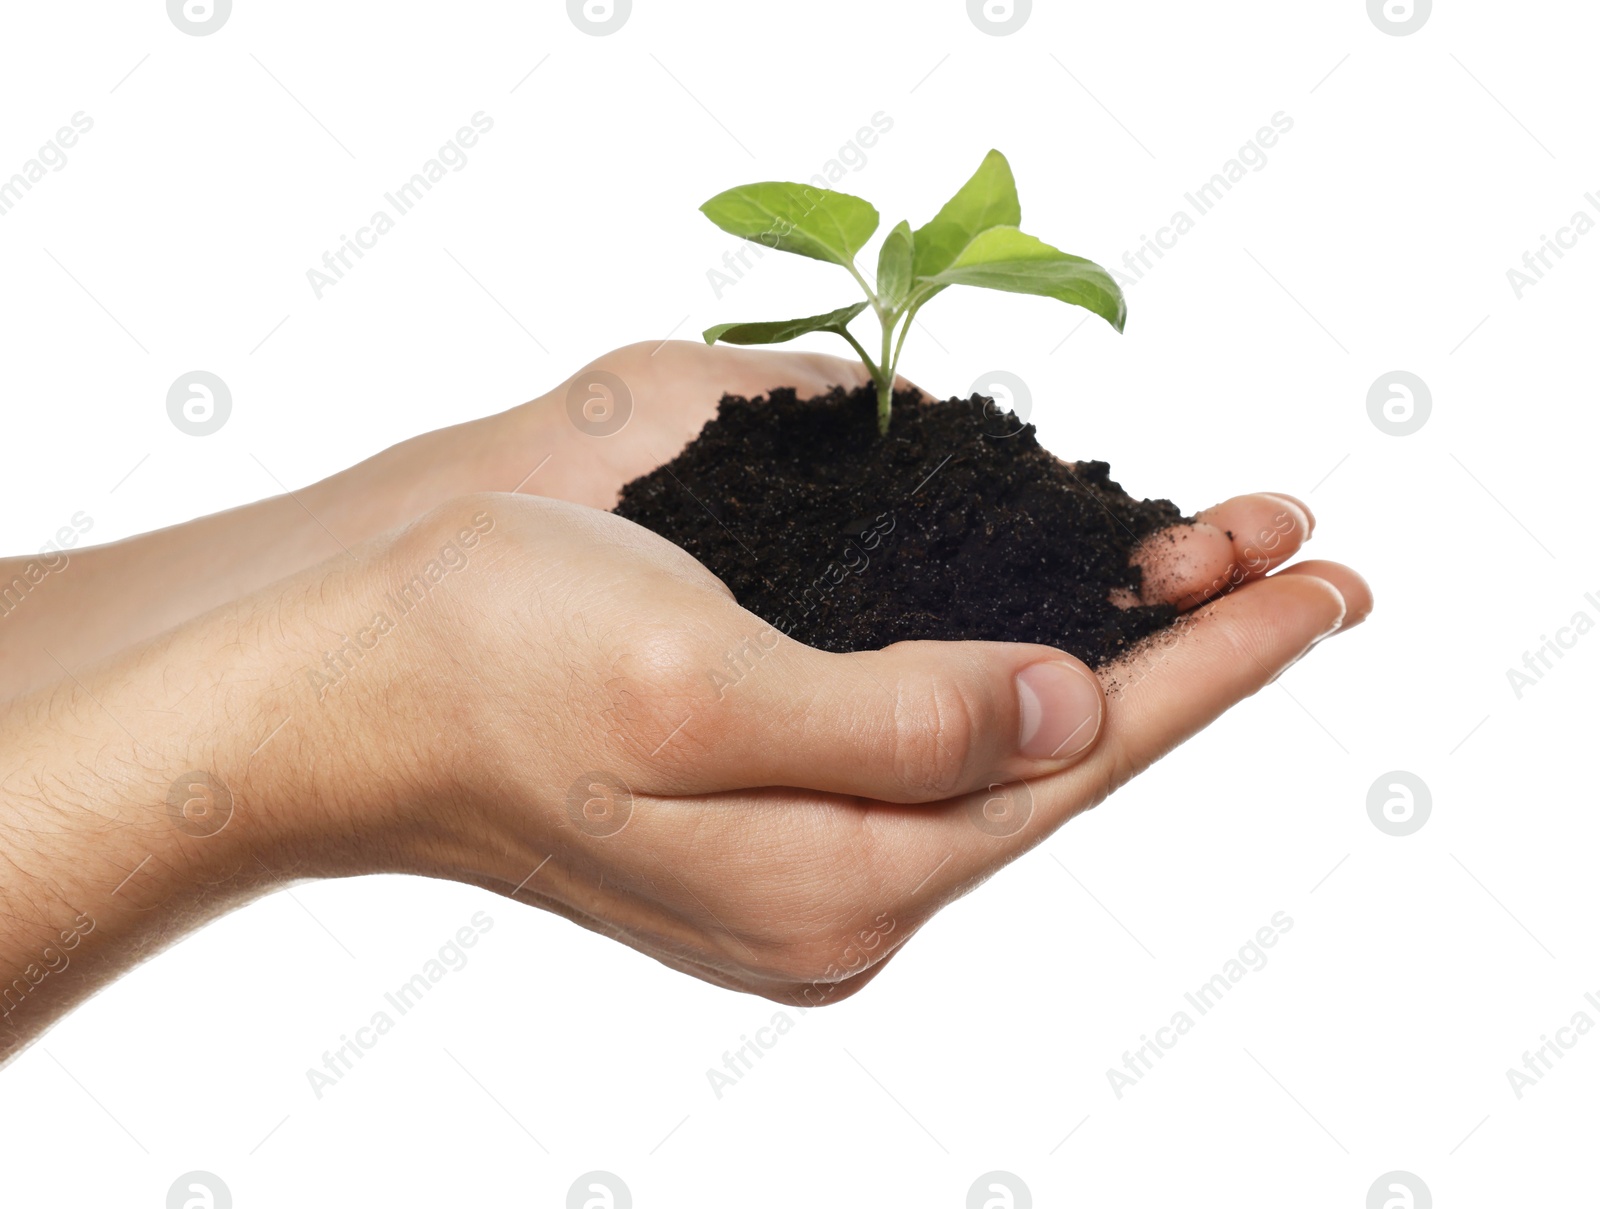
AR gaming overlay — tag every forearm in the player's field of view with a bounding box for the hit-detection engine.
[0,403,546,701]
[0,623,268,1058]
[0,527,442,1063]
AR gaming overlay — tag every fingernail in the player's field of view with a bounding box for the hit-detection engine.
[1266,576,1347,683]
[1301,574,1347,640]
[1263,493,1315,539]
[1016,660,1105,761]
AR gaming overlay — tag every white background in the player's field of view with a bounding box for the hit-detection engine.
[0,1,1594,1205]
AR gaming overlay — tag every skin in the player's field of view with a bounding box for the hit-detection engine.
[0,342,1370,1062]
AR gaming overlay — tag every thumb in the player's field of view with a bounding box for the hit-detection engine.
[706,638,1106,803]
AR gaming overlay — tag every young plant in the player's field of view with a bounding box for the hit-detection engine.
[699,149,1126,435]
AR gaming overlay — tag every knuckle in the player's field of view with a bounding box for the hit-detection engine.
[596,624,714,767]
[888,674,978,798]
[622,622,711,684]
[1097,735,1148,803]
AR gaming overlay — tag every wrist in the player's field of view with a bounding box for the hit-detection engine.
[275,494,565,890]
[304,400,553,536]
[231,499,512,878]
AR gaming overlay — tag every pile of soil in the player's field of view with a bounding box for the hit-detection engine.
[613,385,1189,667]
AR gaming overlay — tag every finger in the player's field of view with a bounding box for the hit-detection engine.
[681,635,1108,804]
[1131,492,1314,609]
[1094,564,1357,787]
[880,564,1360,899]
[1198,491,1313,582]
[1270,559,1373,631]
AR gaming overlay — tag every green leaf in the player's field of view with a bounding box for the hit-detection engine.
[875,221,914,311]
[700,182,879,268]
[925,226,1126,333]
[910,149,1021,279]
[702,301,870,346]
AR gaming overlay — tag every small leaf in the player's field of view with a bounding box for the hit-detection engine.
[702,301,870,346]
[700,183,879,268]
[911,149,1021,280]
[875,220,914,311]
[925,226,1126,333]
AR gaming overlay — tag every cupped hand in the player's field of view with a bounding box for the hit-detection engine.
[506,342,1311,611]
[329,486,1366,1006]
[503,341,903,509]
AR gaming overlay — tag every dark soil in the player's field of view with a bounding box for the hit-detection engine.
[613,385,1190,667]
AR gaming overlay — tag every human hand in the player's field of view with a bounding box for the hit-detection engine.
[261,488,1366,1004]
[0,482,1363,1056]
[502,341,906,509]
[0,336,1280,709]
[0,343,879,703]
[499,342,1314,615]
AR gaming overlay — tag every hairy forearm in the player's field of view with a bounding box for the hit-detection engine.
[0,618,273,1059]
[0,523,450,1063]
[0,403,544,702]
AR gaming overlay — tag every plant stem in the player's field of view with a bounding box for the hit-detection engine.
[877,312,895,435]
[888,301,921,391]
[844,262,879,309]
[836,322,895,435]
[837,327,881,385]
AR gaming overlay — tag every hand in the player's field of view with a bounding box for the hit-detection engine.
[262,488,1367,1003]
[0,482,1364,1055]
[0,343,877,702]
[0,336,1266,706]
[506,341,903,509]
[504,342,1309,614]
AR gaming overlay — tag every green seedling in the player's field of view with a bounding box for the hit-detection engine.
[699,149,1125,435]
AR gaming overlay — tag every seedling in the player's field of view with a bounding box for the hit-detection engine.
[699,149,1125,435]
